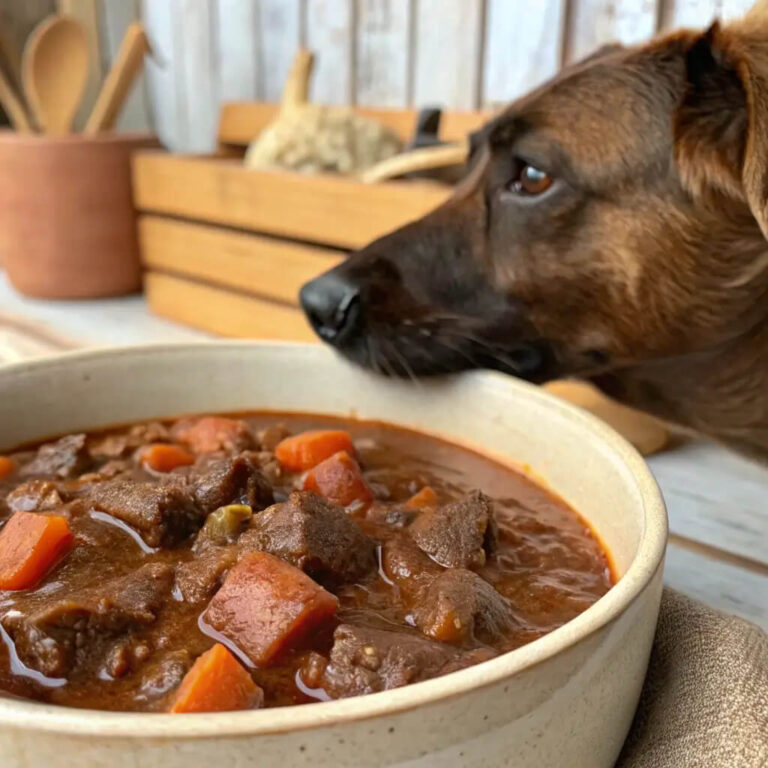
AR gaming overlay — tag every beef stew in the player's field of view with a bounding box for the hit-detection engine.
[0,413,613,712]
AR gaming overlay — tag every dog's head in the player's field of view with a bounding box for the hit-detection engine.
[301,15,768,388]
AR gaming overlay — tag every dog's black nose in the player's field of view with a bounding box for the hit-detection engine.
[300,274,361,343]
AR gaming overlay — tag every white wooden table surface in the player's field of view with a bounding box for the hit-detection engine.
[1,274,766,628]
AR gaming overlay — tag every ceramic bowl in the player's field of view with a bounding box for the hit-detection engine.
[0,342,667,768]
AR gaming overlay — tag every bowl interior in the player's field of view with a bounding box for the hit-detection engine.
[0,341,666,736]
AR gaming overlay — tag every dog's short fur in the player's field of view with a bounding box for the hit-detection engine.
[301,6,768,461]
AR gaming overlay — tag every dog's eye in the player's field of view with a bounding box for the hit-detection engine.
[510,164,553,196]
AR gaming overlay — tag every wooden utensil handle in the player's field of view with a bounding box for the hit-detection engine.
[361,141,469,184]
[84,23,149,134]
[0,67,32,132]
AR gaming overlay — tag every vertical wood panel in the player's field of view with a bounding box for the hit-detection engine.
[259,0,302,102]
[355,0,411,106]
[412,0,483,109]
[566,0,659,63]
[177,0,219,150]
[305,0,355,105]
[482,0,566,107]
[660,0,718,29]
[142,0,183,148]
[216,0,260,101]
[99,0,151,132]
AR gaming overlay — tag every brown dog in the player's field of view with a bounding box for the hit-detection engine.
[301,8,768,462]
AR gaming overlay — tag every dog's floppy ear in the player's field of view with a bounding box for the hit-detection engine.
[674,21,768,237]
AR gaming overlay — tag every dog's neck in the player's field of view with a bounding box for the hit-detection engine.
[593,312,768,461]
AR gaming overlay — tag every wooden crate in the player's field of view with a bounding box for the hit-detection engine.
[134,102,487,339]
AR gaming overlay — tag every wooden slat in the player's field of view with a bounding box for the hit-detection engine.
[660,0,718,29]
[482,0,566,107]
[176,0,218,151]
[412,0,484,109]
[145,271,318,340]
[216,0,260,102]
[138,215,345,304]
[665,542,768,628]
[565,0,659,63]
[259,0,302,102]
[217,101,490,146]
[100,0,151,132]
[305,0,355,105]
[648,440,768,567]
[355,0,411,107]
[133,152,451,249]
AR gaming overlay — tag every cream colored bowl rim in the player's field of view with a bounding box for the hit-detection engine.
[0,342,667,738]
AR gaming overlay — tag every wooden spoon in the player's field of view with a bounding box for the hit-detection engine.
[84,23,150,134]
[0,65,32,132]
[22,16,89,134]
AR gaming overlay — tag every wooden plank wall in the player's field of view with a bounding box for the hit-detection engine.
[0,0,759,147]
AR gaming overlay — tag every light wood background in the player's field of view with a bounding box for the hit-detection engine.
[0,0,757,148]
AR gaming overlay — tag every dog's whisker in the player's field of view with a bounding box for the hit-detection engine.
[385,337,422,387]
[366,337,382,376]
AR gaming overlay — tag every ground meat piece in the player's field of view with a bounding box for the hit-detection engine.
[413,569,516,645]
[321,624,461,698]
[172,417,254,454]
[5,480,63,512]
[1,563,173,678]
[240,491,375,582]
[174,547,239,603]
[257,424,290,452]
[409,491,497,569]
[84,480,202,548]
[380,533,443,601]
[89,422,170,460]
[21,434,91,479]
[191,453,274,514]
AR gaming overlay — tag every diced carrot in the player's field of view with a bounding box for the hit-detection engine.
[304,450,373,508]
[275,430,354,472]
[173,416,252,454]
[0,457,15,480]
[203,552,339,667]
[169,643,263,713]
[405,486,438,510]
[0,512,73,590]
[139,443,195,472]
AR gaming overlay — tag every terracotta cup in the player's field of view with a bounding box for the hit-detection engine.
[0,130,159,299]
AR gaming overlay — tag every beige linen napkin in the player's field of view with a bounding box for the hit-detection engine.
[618,588,768,767]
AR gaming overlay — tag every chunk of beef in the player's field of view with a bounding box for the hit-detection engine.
[380,533,443,602]
[320,624,461,698]
[88,422,170,460]
[257,424,290,452]
[240,491,375,582]
[1,563,173,678]
[21,434,91,479]
[84,480,201,548]
[413,569,516,645]
[137,650,193,703]
[191,453,274,514]
[174,547,239,603]
[172,416,254,455]
[409,491,496,569]
[5,480,63,512]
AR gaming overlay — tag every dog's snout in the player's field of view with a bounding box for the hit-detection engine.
[300,274,362,344]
